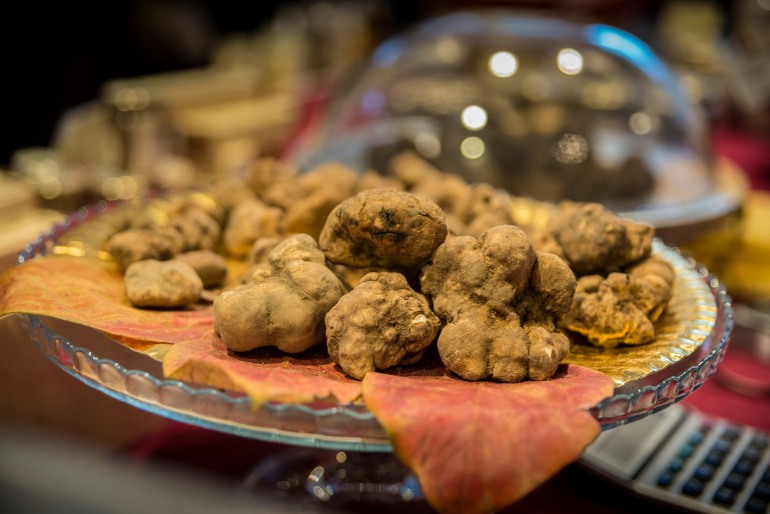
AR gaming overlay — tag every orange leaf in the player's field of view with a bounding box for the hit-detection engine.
[362,365,615,514]
[163,330,362,407]
[0,256,214,345]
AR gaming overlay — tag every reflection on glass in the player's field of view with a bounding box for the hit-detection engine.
[437,36,463,63]
[551,133,589,164]
[557,48,583,75]
[305,11,719,223]
[461,105,488,130]
[629,111,655,135]
[488,51,518,77]
[581,81,628,110]
[460,136,485,159]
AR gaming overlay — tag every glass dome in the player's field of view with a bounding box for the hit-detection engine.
[294,9,743,228]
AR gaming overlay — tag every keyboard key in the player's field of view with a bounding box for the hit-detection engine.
[734,458,757,476]
[678,445,695,459]
[704,450,725,467]
[688,432,705,446]
[669,458,685,473]
[657,471,675,488]
[722,425,741,441]
[713,439,734,454]
[753,480,770,500]
[722,472,747,491]
[693,464,715,482]
[681,477,705,497]
[743,496,769,514]
[712,486,737,506]
[743,447,763,464]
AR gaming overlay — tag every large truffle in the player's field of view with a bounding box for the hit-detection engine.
[213,234,347,353]
[326,271,440,380]
[420,225,576,382]
[319,188,447,269]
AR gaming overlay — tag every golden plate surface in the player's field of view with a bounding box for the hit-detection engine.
[564,240,717,387]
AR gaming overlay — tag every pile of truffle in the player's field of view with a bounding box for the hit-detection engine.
[104,151,674,383]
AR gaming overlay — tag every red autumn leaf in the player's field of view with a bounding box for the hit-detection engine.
[362,365,615,514]
[163,330,362,406]
[0,256,213,345]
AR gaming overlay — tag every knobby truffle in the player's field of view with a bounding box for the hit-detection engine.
[529,201,675,348]
[213,234,347,353]
[326,271,441,380]
[420,225,576,383]
[319,188,448,269]
[562,255,675,347]
[106,202,222,270]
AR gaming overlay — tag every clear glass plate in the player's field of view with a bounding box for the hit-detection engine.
[17,202,733,452]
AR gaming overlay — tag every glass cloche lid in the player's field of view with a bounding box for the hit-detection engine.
[293,9,745,229]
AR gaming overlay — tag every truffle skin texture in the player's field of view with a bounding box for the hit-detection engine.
[124,259,203,308]
[213,234,347,353]
[534,201,654,276]
[325,271,441,380]
[106,229,177,270]
[563,255,674,348]
[319,188,448,269]
[164,205,222,253]
[420,225,575,382]
[173,250,228,288]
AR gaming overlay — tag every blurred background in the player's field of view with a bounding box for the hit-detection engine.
[1,0,768,282]
[1,0,767,190]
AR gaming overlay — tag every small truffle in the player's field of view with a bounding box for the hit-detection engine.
[164,205,222,253]
[319,188,447,269]
[222,198,285,259]
[124,259,203,308]
[326,271,441,379]
[173,250,228,288]
[106,229,177,270]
